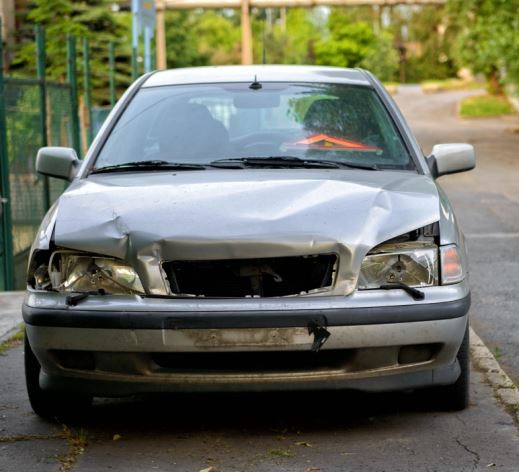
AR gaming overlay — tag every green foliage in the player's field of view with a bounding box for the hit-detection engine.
[447,0,519,91]
[12,0,131,104]
[314,9,398,81]
[459,94,515,118]
[165,11,206,68]
[388,5,457,83]
[166,10,241,67]
[194,11,241,65]
[360,31,399,82]
[253,8,322,65]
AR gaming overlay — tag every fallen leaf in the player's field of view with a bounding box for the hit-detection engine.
[295,441,312,448]
[269,448,294,458]
[112,434,122,441]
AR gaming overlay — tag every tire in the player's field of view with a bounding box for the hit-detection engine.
[436,326,470,411]
[24,330,92,422]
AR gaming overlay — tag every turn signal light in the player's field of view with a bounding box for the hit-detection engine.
[440,244,464,285]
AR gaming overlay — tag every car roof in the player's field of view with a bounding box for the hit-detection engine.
[142,65,371,88]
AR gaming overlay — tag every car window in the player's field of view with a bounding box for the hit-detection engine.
[94,83,414,170]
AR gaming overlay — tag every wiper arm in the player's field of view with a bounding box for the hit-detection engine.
[65,289,105,306]
[91,160,207,174]
[380,282,425,301]
[210,156,340,169]
[209,156,378,170]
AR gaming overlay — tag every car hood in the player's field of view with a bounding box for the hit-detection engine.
[52,169,440,295]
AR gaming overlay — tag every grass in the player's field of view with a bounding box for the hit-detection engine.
[269,448,294,458]
[421,78,481,93]
[459,94,516,118]
[493,346,503,360]
[0,324,25,355]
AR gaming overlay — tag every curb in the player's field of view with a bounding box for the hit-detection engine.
[0,323,23,344]
[470,327,519,422]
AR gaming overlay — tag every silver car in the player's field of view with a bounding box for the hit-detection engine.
[23,66,475,420]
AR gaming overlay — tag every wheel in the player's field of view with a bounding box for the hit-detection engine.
[436,326,470,411]
[24,330,92,422]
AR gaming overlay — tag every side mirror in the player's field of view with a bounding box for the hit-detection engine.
[427,143,475,178]
[36,147,80,181]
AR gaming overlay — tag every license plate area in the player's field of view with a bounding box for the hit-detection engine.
[162,327,312,351]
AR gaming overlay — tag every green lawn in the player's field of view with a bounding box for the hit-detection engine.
[459,94,516,118]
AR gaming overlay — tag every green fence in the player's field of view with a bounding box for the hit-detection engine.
[0,22,125,290]
[4,78,73,289]
[0,25,82,290]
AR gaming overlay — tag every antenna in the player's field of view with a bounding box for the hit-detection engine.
[249,75,262,90]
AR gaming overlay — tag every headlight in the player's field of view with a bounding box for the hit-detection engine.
[49,251,145,295]
[358,241,439,289]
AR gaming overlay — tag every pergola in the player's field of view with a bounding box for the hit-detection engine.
[154,0,445,67]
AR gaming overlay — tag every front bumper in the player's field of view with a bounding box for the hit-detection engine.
[23,283,470,395]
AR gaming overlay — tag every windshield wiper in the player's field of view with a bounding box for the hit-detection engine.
[210,156,378,170]
[91,160,207,174]
[380,282,425,301]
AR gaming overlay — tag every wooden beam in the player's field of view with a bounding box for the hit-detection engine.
[163,0,444,9]
[156,0,167,70]
[241,0,253,64]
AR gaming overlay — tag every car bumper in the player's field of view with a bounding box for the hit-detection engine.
[23,283,470,395]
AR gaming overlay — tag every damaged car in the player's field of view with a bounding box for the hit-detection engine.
[23,66,475,420]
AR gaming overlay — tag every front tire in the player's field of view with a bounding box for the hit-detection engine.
[437,326,470,411]
[24,330,92,422]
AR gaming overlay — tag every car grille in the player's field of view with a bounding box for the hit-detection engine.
[151,350,352,373]
[162,254,337,297]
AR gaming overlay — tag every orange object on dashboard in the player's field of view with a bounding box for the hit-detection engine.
[287,133,381,151]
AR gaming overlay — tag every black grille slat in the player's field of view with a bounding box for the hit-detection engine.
[152,350,351,373]
[162,254,337,298]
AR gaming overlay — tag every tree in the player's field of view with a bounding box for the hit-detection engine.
[165,11,206,68]
[387,5,457,82]
[251,8,322,65]
[12,0,131,104]
[314,9,398,81]
[447,0,519,93]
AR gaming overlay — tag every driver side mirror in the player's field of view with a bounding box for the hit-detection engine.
[427,143,475,178]
[36,147,80,181]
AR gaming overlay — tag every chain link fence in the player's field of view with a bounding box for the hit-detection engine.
[0,24,121,290]
[3,78,73,288]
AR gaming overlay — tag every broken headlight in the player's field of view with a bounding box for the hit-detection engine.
[358,241,439,289]
[48,251,145,295]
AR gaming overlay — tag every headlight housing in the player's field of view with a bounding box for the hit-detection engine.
[48,251,145,295]
[358,241,439,289]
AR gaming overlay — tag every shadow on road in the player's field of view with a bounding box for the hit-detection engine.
[83,388,446,433]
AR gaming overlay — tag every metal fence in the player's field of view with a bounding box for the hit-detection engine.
[0,24,82,290]
[4,79,74,289]
[0,21,127,290]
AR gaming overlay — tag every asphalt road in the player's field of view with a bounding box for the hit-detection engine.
[1,86,519,472]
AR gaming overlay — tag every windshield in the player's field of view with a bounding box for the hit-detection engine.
[94,82,414,170]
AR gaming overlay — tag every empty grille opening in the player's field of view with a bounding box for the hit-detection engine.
[51,350,96,371]
[398,344,440,365]
[152,350,352,374]
[162,254,337,297]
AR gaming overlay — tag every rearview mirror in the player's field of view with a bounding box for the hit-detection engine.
[36,147,80,181]
[427,143,475,178]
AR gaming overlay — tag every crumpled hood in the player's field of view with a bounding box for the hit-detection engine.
[53,169,440,295]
